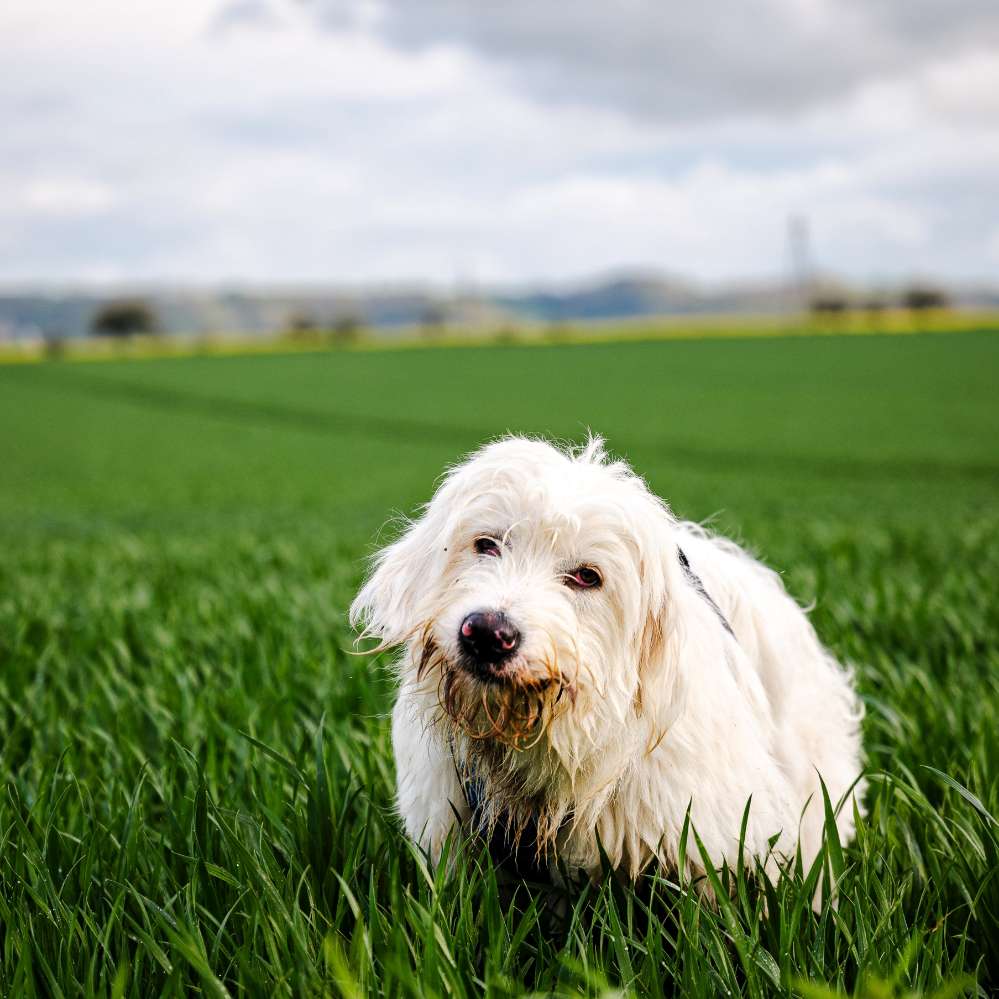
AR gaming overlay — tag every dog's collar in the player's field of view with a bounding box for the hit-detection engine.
[456,757,556,881]
[677,546,735,638]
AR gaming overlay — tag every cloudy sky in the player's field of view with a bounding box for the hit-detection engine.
[2,0,999,287]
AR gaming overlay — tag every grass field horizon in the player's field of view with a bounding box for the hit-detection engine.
[1,328,997,996]
[3,307,997,369]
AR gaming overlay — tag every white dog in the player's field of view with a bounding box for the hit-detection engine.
[351,436,863,886]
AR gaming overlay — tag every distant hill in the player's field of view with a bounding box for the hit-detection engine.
[2,273,996,340]
[497,275,701,321]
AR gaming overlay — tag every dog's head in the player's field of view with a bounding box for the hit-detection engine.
[350,436,693,772]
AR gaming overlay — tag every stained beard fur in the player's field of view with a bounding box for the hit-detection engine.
[414,628,576,856]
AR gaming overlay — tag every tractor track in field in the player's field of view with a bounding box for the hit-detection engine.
[12,364,999,486]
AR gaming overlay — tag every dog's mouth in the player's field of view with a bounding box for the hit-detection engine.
[417,631,574,749]
[456,652,551,687]
[441,667,553,746]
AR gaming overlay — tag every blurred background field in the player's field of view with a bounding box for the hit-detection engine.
[1,328,997,996]
[4,327,999,533]
[3,305,999,366]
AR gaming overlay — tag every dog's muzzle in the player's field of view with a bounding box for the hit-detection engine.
[458,609,521,681]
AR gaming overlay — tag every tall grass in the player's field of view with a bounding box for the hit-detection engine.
[1,521,995,996]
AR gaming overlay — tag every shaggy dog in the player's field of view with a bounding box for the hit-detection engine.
[351,436,864,886]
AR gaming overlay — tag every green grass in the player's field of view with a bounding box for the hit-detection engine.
[1,330,997,997]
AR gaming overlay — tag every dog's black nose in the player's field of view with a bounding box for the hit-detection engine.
[458,610,520,666]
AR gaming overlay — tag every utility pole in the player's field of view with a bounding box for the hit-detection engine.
[787,214,811,313]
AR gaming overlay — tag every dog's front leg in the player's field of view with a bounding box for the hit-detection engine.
[391,689,469,864]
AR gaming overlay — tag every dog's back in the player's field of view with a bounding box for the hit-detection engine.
[676,523,865,868]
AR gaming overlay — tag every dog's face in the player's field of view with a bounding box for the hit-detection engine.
[351,437,688,769]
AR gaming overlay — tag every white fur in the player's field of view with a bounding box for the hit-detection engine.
[351,436,864,885]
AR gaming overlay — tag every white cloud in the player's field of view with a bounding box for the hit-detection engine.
[0,0,997,286]
[9,178,117,217]
[987,227,999,265]
[923,51,999,122]
[306,0,999,122]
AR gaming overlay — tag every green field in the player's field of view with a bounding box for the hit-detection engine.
[1,331,997,997]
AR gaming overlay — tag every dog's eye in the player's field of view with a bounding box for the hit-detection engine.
[566,566,602,589]
[474,537,501,557]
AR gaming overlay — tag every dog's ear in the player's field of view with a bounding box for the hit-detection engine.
[349,502,450,648]
[635,588,685,737]
[633,510,691,738]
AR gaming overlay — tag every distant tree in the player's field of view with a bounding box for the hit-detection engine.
[809,292,848,316]
[42,330,67,359]
[286,312,318,334]
[492,325,519,346]
[420,302,448,339]
[90,300,159,338]
[903,285,949,312]
[331,313,362,345]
